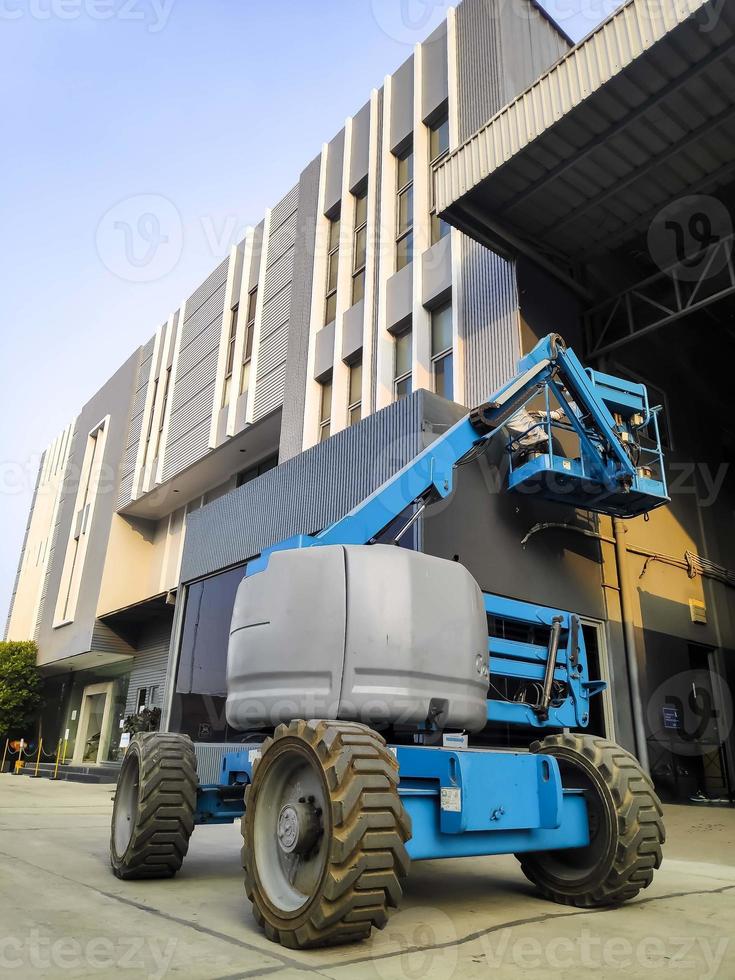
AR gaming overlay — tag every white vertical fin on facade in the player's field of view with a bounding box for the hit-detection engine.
[5,422,74,641]
[227,229,255,438]
[132,327,164,500]
[245,211,271,425]
[142,312,177,495]
[302,148,330,449]
[154,301,186,487]
[330,117,354,436]
[375,74,395,411]
[209,245,241,446]
[361,89,381,418]
[446,5,466,407]
[412,41,432,393]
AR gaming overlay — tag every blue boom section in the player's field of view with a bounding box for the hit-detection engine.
[248,334,667,580]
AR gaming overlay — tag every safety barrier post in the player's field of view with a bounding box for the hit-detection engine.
[34,740,43,777]
[61,738,69,765]
[1,739,8,773]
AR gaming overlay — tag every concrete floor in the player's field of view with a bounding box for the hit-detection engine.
[0,775,734,979]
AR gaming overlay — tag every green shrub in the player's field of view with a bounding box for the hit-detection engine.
[0,640,43,739]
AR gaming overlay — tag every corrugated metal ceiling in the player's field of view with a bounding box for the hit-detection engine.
[436,0,735,266]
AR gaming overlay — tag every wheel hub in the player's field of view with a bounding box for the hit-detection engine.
[277,801,320,855]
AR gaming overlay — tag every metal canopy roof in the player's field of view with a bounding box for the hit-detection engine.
[435,0,735,281]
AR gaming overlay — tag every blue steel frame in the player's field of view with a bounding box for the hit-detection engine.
[197,744,591,859]
[191,334,667,858]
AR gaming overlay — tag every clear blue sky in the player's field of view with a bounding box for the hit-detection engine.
[0,0,621,628]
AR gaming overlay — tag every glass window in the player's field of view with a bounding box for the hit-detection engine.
[429,111,451,245]
[152,366,171,460]
[325,213,340,325]
[319,377,333,442]
[240,287,257,396]
[431,303,453,356]
[348,359,362,426]
[433,351,454,401]
[431,303,454,402]
[430,115,450,163]
[236,453,278,488]
[394,329,412,401]
[222,304,239,407]
[142,377,159,465]
[396,146,414,272]
[352,189,368,306]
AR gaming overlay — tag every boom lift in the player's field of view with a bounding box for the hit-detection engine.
[110,334,667,949]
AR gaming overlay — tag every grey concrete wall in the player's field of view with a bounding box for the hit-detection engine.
[455,0,572,407]
[35,352,141,667]
[181,391,434,583]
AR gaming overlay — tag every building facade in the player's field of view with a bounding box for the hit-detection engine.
[6,0,735,802]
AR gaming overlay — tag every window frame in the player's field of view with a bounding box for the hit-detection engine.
[347,358,362,426]
[152,365,171,461]
[319,375,333,442]
[325,212,341,326]
[352,188,368,305]
[222,303,240,408]
[429,110,451,246]
[393,328,413,401]
[395,146,414,272]
[430,302,454,401]
[240,287,257,397]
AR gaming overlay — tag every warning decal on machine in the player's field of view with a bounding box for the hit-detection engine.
[440,787,462,812]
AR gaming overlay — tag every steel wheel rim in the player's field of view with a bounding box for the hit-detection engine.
[253,745,329,914]
[113,753,139,856]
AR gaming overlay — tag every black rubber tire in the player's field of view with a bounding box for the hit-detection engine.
[242,719,412,949]
[518,734,665,907]
[110,732,198,880]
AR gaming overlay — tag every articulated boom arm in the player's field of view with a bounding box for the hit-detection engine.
[250,333,667,575]
[246,333,668,733]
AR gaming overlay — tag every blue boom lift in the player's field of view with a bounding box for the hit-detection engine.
[110,334,667,949]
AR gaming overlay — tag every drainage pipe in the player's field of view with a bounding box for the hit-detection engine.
[613,517,650,774]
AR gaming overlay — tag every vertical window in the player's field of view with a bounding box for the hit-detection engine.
[57,421,106,624]
[152,366,171,461]
[396,147,414,271]
[394,329,412,400]
[325,213,341,325]
[431,303,454,401]
[142,378,159,466]
[347,359,362,426]
[236,453,278,487]
[222,304,239,407]
[319,377,333,442]
[429,112,450,245]
[352,190,368,305]
[240,287,257,397]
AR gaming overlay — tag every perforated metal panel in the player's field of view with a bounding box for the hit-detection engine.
[182,391,430,583]
[116,338,154,509]
[162,259,229,482]
[253,185,300,422]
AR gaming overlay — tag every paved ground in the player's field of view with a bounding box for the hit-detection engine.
[0,774,734,979]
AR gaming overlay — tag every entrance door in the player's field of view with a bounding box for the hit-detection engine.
[73,682,113,764]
